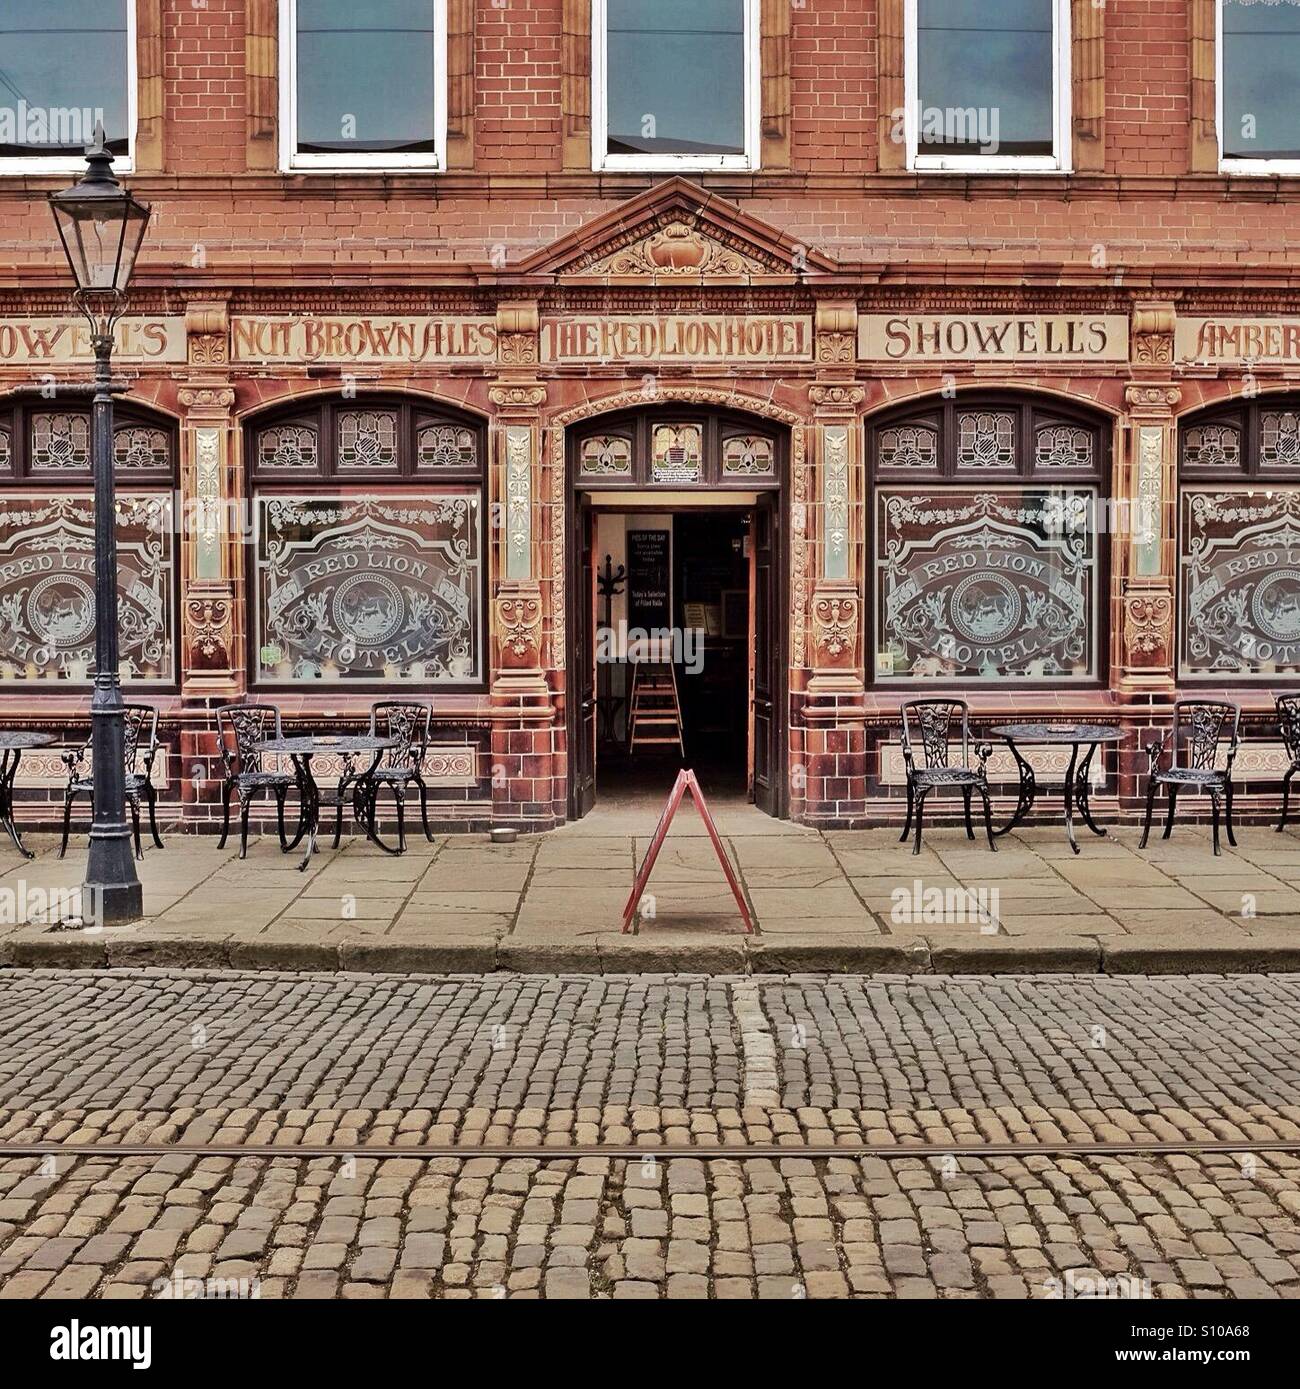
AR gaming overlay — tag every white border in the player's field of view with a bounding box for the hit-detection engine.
[0,0,137,177]
[904,0,1072,174]
[279,0,447,174]
[1217,0,1300,175]
[591,0,761,173]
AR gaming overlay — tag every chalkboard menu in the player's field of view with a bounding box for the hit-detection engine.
[627,529,670,630]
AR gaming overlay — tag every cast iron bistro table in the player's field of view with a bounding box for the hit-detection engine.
[0,731,55,859]
[989,722,1125,855]
[256,734,399,871]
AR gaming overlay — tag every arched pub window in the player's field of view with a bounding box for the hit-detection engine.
[869,395,1107,683]
[1178,399,1300,680]
[0,398,177,686]
[246,396,486,687]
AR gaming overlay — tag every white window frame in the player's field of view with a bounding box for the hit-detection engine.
[904,0,1072,174]
[591,0,761,173]
[1217,0,1300,175]
[0,0,137,177]
[279,0,447,174]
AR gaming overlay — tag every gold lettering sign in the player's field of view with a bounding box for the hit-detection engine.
[1176,317,1300,366]
[541,315,813,364]
[859,315,1129,363]
[231,315,498,365]
[0,316,185,365]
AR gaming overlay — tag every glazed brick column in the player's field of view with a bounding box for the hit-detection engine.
[1115,302,1182,806]
[488,302,560,829]
[177,302,240,827]
[800,301,868,827]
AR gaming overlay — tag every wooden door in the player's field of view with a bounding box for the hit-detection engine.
[751,492,781,816]
[570,496,597,819]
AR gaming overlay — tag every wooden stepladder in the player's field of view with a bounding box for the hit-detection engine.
[623,769,754,933]
[627,657,685,757]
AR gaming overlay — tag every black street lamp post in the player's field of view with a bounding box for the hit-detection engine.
[48,126,152,924]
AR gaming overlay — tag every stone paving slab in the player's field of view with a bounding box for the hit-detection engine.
[0,809,1298,973]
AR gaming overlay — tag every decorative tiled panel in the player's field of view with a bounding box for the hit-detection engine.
[879,742,1107,789]
[13,748,170,789]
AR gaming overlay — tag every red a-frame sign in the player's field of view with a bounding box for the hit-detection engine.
[622,769,754,934]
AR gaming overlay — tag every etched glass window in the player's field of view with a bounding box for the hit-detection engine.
[579,435,633,478]
[337,410,399,471]
[417,423,477,471]
[877,424,939,470]
[722,435,774,477]
[257,423,319,472]
[254,493,483,685]
[1182,422,1243,472]
[0,425,10,475]
[1261,411,1300,469]
[0,493,174,685]
[651,424,703,484]
[1180,488,1300,678]
[956,411,1015,469]
[1221,0,1300,164]
[1034,422,1094,470]
[113,426,171,471]
[0,1,132,163]
[875,487,1099,681]
[30,414,90,473]
[600,0,752,166]
[290,0,444,167]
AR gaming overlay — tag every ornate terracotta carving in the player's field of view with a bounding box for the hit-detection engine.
[185,596,233,672]
[496,593,543,669]
[178,387,235,411]
[808,384,864,409]
[489,383,546,408]
[1124,591,1173,666]
[1125,384,1180,410]
[1131,303,1176,368]
[579,219,771,280]
[811,592,860,668]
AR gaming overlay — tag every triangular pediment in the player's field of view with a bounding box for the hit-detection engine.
[514,177,839,284]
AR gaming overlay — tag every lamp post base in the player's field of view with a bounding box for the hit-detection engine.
[84,832,144,925]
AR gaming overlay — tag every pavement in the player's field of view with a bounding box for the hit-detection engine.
[2,791,1300,973]
[1,970,1299,1300]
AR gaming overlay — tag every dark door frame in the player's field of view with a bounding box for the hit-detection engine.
[565,411,789,823]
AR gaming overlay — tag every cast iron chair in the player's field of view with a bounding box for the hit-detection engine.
[1140,699,1241,856]
[1278,694,1300,832]
[899,698,996,856]
[59,704,164,860]
[363,701,434,851]
[215,704,302,858]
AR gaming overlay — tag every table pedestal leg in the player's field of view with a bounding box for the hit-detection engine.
[0,750,34,859]
[1063,742,1082,854]
[293,754,320,872]
[994,741,1036,836]
[1075,743,1108,839]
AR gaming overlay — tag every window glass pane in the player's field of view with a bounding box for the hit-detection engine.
[605,0,746,156]
[255,493,482,683]
[875,487,1098,680]
[0,0,130,156]
[296,0,438,155]
[1222,0,1300,160]
[1180,488,1300,677]
[0,493,174,685]
[916,0,1056,158]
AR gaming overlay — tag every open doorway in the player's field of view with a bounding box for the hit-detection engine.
[570,490,783,822]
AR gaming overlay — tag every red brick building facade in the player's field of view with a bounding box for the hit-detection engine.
[0,1,1298,833]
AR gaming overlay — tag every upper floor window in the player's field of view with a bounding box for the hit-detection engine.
[592,0,760,172]
[280,0,447,172]
[0,0,135,174]
[1219,0,1300,172]
[904,0,1071,173]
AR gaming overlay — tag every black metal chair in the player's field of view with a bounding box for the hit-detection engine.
[1140,699,1241,856]
[1278,694,1300,832]
[364,701,433,851]
[215,704,301,859]
[59,704,164,860]
[899,698,996,856]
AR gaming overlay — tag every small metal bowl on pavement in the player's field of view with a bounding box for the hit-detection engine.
[489,826,519,845]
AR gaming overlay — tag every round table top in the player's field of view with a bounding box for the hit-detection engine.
[0,731,57,751]
[991,722,1124,744]
[256,734,396,755]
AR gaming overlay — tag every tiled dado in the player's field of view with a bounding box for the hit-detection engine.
[262,746,478,788]
[879,742,1107,790]
[12,750,171,791]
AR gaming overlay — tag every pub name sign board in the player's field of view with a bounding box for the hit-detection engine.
[859,314,1130,363]
[541,314,813,364]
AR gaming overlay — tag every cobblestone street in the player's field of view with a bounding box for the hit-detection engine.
[1,971,1298,1300]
